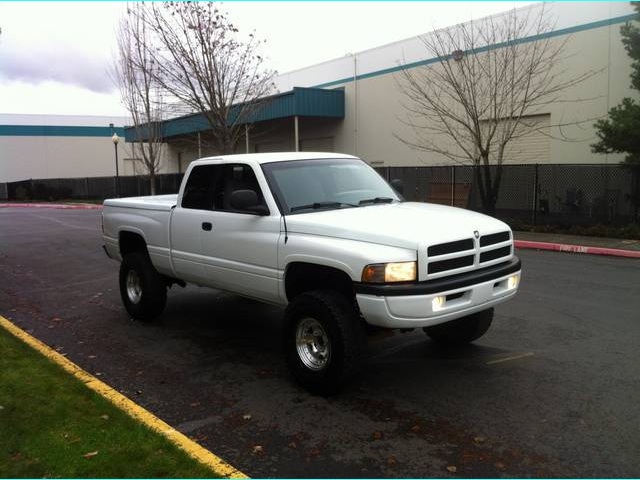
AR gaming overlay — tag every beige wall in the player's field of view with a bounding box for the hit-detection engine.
[0,135,179,183]
[160,15,636,169]
[342,21,634,167]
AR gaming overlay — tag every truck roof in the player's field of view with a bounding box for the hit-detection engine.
[191,152,360,167]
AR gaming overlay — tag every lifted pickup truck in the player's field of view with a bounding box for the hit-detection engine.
[102,152,521,394]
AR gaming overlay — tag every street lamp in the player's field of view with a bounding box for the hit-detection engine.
[112,132,120,198]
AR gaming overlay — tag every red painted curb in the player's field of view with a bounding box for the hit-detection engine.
[0,203,102,210]
[515,240,640,259]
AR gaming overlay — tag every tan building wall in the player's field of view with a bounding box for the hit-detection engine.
[0,134,181,183]
[327,18,634,167]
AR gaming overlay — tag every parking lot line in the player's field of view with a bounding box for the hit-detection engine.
[0,315,248,479]
[486,352,535,365]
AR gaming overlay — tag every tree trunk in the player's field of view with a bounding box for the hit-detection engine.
[474,158,498,216]
[149,170,156,196]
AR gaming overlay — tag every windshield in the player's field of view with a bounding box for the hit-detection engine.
[262,158,400,214]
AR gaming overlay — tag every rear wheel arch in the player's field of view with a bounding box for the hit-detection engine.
[119,230,149,258]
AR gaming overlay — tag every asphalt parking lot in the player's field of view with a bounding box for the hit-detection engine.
[1,207,639,477]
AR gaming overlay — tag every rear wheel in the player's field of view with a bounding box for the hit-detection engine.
[424,308,494,345]
[284,290,365,395]
[119,252,167,321]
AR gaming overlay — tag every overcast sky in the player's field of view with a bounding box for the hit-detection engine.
[0,1,532,117]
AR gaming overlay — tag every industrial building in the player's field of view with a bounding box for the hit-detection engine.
[0,2,637,184]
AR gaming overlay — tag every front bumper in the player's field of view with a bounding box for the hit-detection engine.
[355,257,521,329]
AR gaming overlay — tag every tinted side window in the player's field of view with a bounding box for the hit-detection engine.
[181,165,220,210]
[213,164,266,212]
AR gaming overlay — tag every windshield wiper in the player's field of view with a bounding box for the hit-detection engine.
[290,201,357,212]
[358,197,395,205]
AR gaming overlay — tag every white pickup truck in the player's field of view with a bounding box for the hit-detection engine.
[102,152,521,394]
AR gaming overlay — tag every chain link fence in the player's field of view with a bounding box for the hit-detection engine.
[3,173,185,202]
[379,164,640,227]
[2,164,639,227]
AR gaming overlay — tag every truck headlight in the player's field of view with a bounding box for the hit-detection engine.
[361,261,417,283]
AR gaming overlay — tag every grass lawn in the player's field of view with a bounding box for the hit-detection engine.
[0,327,219,478]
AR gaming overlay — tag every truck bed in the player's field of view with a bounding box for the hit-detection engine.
[103,194,178,211]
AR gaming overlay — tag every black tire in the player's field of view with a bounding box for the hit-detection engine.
[284,290,365,396]
[424,308,494,345]
[119,252,167,321]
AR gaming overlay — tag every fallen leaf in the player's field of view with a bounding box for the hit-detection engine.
[410,424,421,433]
[83,451,99,459]
[372,431,383,440]
[387,456,397,467]
[473,436,486,444]
[495,461,506,470]
[446,465,457,473]
[288,441,297,449]
[306,447,321,458]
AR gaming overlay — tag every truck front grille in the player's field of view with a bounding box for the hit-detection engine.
[480,231,510,247]
[428,254,475,274]
[480,245,511,263]
[426,230,512,278]
[428,238,474,256]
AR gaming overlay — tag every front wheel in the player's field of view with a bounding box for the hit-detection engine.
[284,290,365,395]
[424,308,494,345]
[119,252,167,321]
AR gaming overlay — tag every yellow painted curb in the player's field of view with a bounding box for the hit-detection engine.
[0,315,248,479]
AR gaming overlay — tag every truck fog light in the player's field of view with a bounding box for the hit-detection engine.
[507,275,519,290]
[432,296,445,311]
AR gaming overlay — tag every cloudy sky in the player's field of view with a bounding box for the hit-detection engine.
[0,1,531,117]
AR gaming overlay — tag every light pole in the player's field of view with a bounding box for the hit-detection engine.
[112,132,120,197]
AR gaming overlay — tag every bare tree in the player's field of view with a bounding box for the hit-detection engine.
[114,3,164,195]
[397,5,595,214]
[135,2,276,154]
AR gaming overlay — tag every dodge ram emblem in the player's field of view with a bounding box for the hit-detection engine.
[474,230,480,239]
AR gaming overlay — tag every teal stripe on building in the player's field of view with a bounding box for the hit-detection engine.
[0,125,126,137]
[313,13,638,89]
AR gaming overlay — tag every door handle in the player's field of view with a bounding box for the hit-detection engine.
[202,222,212,231]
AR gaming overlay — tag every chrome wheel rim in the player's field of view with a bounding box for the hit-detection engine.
[295,317,331,370]
[126,270,142,304]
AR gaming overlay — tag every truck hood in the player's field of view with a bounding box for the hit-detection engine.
[285,202,510,250]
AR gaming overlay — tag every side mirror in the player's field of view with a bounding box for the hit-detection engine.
[390,179,404,195]
[230,189,269,215]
